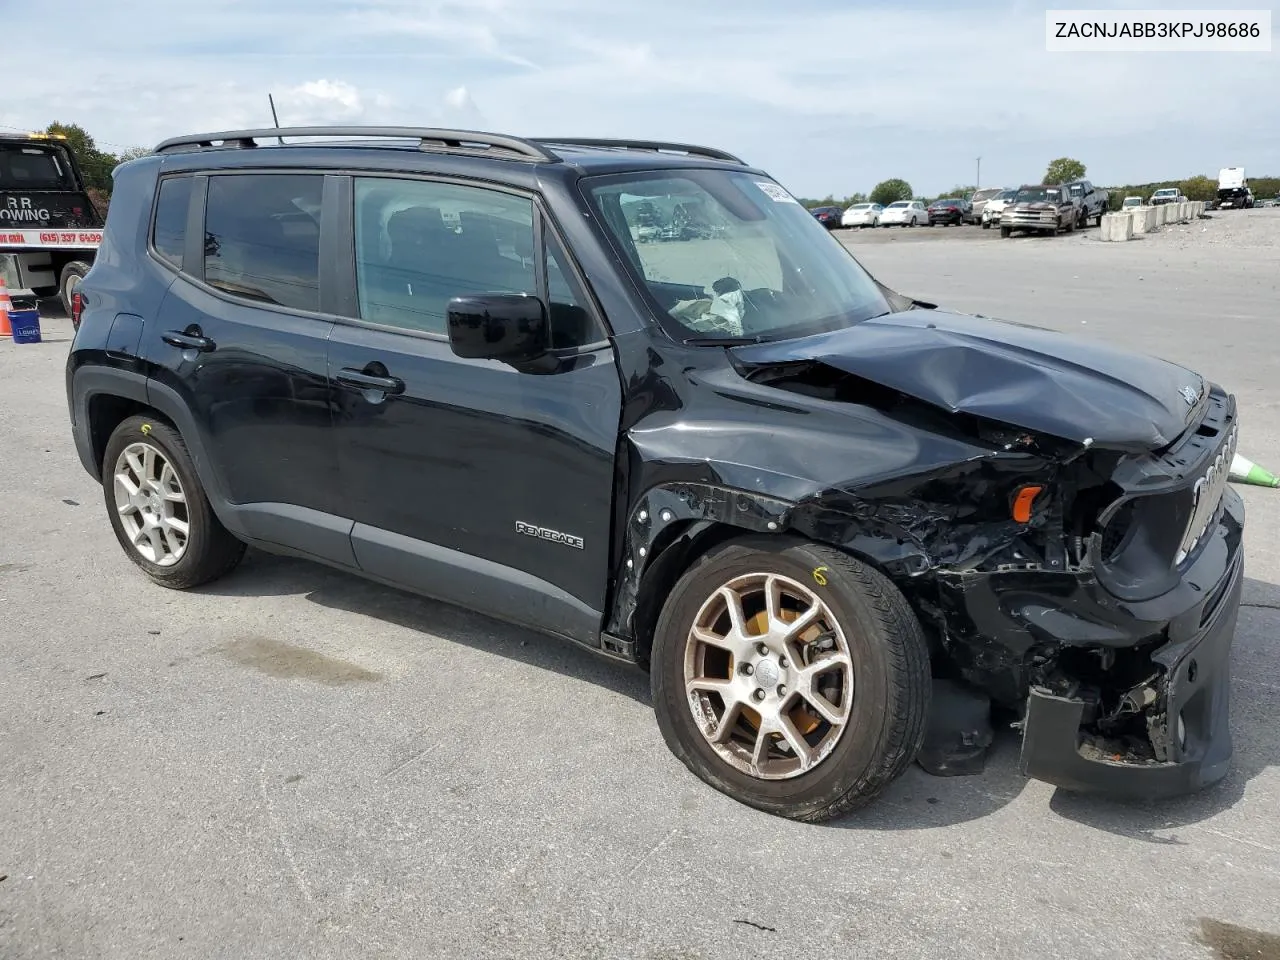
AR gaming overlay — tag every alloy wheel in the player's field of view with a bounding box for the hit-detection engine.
[113,441,190,566]
[683,572,854,780]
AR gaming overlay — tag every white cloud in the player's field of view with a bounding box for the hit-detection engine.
[1,0,1275,196]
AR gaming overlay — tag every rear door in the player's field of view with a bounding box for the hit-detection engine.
[142,171,350,562]
[325,173,622,642]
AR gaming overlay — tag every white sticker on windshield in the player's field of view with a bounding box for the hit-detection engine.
[754,181,798,204]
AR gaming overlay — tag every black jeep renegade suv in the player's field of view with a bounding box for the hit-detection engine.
[67,127,1244,821]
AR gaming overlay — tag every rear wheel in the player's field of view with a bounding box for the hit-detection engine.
[102,415,246,589]
[59,261,91,318]
[651,537,930,822]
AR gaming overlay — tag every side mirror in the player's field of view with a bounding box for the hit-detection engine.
[447,294,549,367]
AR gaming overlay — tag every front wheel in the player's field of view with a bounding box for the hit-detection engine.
[102,415,246,589]
[651,537,930,822]
[1000,226,1012,238]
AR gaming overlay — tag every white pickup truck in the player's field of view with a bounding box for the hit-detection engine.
[1149,188,1185,206]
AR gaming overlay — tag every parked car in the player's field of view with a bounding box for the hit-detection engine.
[968,187,1005,223]
[999,183,1077,237]
[979,189,1017,229]
[68,126,1245,821]
[841,202,883,228]
[1065,179,1110,228]
[1150,188,1185,206]
[809,205,842,229]
[1121,196,1145,209]
[879,200,927,227]
[927,197,970,226]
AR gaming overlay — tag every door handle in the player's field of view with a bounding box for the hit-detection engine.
[162,330,215,352]
[337,368,405,395]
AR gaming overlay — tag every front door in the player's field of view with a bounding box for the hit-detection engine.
[327,174,622,643]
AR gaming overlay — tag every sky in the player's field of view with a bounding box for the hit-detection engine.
[2,0,1276,198]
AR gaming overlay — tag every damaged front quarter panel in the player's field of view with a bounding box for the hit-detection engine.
[606,316,1245,799]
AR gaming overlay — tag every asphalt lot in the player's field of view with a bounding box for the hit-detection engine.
[3,210,1280,960]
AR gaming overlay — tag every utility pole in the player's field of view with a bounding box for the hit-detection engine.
[976,156,982,191]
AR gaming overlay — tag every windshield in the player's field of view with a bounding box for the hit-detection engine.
[850,204,872,210]
[1123,197,1142,206]
[886,201,909,209]
[972,188,1002,201]
[933,198,960,205]
[585,171,890,342]
[1015,187,1061,203]
[0,143,78,191]
[998,189,1016,200]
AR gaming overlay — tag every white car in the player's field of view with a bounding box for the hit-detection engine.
[1121,196,1145,209]
[980,189,1018,228]
[879,200,927,227]
[841,202,883,228]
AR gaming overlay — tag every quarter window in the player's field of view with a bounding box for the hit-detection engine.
[546,239,603,348]
[203,174,323,311]
[152,176,192,269]
[354,177,535,335]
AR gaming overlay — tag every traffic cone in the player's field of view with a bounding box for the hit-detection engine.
[1229,453,1280,488]
[0,277,12,337]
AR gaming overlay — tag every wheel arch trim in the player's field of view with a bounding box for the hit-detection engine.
[605,482,915,659]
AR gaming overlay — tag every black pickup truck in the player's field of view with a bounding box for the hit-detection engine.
[1066,179,1110,228]
[0,132,103,310]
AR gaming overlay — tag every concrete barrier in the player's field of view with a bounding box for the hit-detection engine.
[1129,206,1158,234]
[1100,212,1134,241]
[1154,204,1168,226]
[1194,200,1205,217]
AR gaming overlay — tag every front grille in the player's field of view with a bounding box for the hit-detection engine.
[1175,423,1237,564]
[1005,209,1057,224]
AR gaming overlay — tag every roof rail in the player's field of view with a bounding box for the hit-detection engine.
[153,126,559,162]
[534,138,746,165]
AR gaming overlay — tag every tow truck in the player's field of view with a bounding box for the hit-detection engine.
[0,131,104,313]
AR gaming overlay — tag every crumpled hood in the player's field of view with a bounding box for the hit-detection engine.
[731,309,1205,452]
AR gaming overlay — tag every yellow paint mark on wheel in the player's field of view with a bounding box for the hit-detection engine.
[812,566,828,587]
[140,423,152,435]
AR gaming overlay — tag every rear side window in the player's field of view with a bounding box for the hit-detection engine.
[0,144,76,191]
[203,174,323,311]
[152,176,192,268]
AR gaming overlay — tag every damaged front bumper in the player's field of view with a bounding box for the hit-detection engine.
[1016,490,1245,798]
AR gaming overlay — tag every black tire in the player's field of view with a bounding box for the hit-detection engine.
[101,415,246,589]
[1000,226,1011,238]
[59,260,91,319]
[650,536,930,822]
